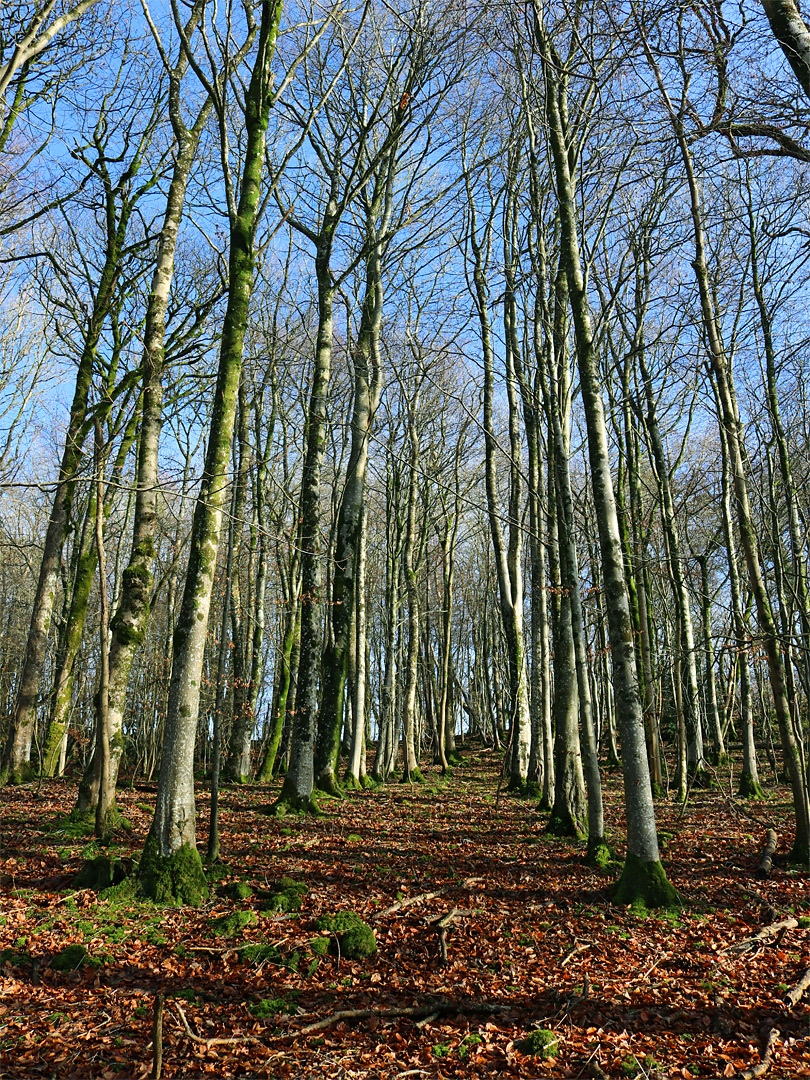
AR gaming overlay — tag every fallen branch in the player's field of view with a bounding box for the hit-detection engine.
[427,908,469,964]
[722,919,797,955]
[174,1001,258,1047]
[741,1027,779,1080]
[375,888,449,919]
[755,830,778,880]
[786,967,810,1008]
[298,998,508,1036]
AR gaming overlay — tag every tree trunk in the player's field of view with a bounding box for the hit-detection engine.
[539,18,675,904]
[140,0,282,901]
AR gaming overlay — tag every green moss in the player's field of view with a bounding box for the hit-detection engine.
[621,1054,659,1077]
[211,910,257,938]
[99,876,139,904]
[459,1033,482,1060]
[113,621,146,649]
[614,853,681,909]
[547,807,586,841]
[50,809,96,840]
[249,992,299,1018]
[218,881,254,901]
[506,775,526,795]
[586,839,615,871]
[309,935,329,956]
[51,944,100,971]
[123,563,152,590]
[270,792,322,816]
[0,948,30,967]
[137,835,208,906]
[797,916,810,929]
[738,773,766,800]
[239,942,285,965]
[71,855,133,892]
[135,537,155,560]
[651,781,667,799]
[259,878,307,913]
[312,911,376,959]
[401,767,424,785]
[514,1028,560,1059]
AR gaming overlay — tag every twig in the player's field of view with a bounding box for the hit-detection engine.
[375,888,448,919]
[414,1011,440,1029]
[786,967,810,1008]
[174,1001,258,1047]
[561,944,590,968]
[741,1027,779,1080]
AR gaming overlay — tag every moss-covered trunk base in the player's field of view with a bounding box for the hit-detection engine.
[343,773,362,791]
[0,762,34,786]
[614,853,680,909]
[400,767,424,785]
[738,772,765,800]
[586,837,613,870]
[270,789,322,816]
[547,806,586,841]
[315,770,344,798]
[137,836,208,905]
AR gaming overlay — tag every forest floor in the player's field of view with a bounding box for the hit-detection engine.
[0,746,809,1079]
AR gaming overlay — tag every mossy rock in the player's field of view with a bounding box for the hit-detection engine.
[50,944,101,971]
[239,942,284,965]
[99,876,140,904]
[211,910,258,938]
[312,911,376,960]
[514,1028,560,1059]
[137,836,208,906]
[259,877,307,913]
[71,854,134,892]
[218,881,254,901]
[249,992,299,1018]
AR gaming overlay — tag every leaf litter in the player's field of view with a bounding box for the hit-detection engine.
[0,747,808,1078]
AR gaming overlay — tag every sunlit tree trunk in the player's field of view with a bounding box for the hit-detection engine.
[141,0,282,901]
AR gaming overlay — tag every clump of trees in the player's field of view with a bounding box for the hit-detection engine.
[1,0,810,906]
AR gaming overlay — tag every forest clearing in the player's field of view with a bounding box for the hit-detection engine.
[1,750,809,1080]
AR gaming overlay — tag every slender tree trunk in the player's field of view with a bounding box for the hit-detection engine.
[140,0,283,900]
[641,23,809,861]
[1,195,133,784]
[93,423,112,839]
[539,19,675,903]
[76,10,214,815]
